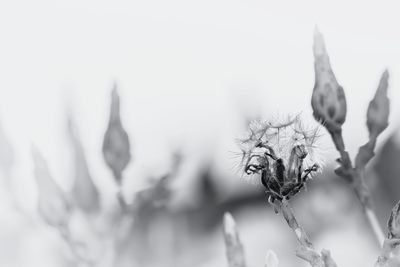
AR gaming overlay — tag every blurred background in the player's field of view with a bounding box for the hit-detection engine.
[1,0,400,266]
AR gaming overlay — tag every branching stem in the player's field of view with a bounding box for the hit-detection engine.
[330,130,385,246]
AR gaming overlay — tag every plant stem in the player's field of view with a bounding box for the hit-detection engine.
[366,208,385,245]
[278,200,337,267]
[116,187,128,211]
[58,224,95,267]
[330,130,385,246]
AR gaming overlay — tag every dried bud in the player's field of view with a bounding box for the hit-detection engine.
[68,117,100,214]
[102,85,131,183]
[311,29,347,134]
[265,250,279,267]
[32,146,71,227]
[367,70,390,139]
[388,200,400,239]
[223,212,246,267]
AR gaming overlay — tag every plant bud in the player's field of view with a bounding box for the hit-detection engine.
[388,200,400,239]
[367,70,389,139]
[311,29,347,134]
[102,85,131,183]
[265,250,279,267]
[223,212,246,267]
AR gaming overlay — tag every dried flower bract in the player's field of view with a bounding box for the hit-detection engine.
[238,115,321,204]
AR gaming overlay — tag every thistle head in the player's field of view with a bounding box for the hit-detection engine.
[238,115,322,202]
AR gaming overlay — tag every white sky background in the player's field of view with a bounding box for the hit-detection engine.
[0,1,400,266]
[1,0,400,207]
[0,0,399,207]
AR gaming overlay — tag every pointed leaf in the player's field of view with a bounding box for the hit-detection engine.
[32,146,70,227]
[68,117,100,214]
[367,70,390,139]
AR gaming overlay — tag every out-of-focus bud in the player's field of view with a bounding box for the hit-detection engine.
[32,145,71,227]
[223,212,246,267]
[264,250,279,267]
[0,123,14,178]
[68,117,100,214]
[102,85,131,183]
[387,257,400,267]
[388,200,400,239]
[321,249,337,267]
[311,28,347,134]
[367,70,390,139]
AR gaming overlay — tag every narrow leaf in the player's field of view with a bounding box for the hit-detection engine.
[32,145,70,227]
[68,117,100,214]
[367,70,390,139]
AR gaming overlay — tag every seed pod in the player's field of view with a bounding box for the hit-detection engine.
[388,200,400,239]
[366,70,390,139]
[311,29,347,134]
[32,146,71,227]
[102,85,131,183]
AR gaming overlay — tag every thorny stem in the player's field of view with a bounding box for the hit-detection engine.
[277,199,337,267]
[330,130,385,246]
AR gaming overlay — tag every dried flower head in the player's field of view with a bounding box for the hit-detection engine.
[237,115,321,203]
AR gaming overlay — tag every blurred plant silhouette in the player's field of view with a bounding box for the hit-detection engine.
[26,85,185,267]
[1,28,400,267]
[102,85,132,209]
[68,116,100,214]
